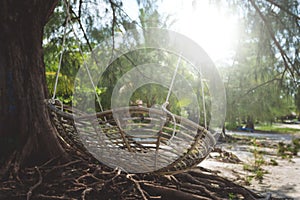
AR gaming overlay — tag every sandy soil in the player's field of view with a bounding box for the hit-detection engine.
[199,134,300,199]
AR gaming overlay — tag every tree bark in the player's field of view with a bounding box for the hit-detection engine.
[0,0,65,168]
[245,116,254,130]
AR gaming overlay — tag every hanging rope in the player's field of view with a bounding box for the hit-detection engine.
[65,0,104,113]
[165,55,182,104]
[162,54,182,143]
[200,68,207,129]
[52,0,70,102]
[52,0,103,112]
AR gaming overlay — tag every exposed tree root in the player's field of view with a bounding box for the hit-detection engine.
[0,149,279,200]
[142,182,211,200]
[0,151,17,179]
[26,167,42,200]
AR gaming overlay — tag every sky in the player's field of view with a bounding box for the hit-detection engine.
[122,0,240,66]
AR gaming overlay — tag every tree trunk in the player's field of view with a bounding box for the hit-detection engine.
[0,0,65,168]
[245,116,254,130]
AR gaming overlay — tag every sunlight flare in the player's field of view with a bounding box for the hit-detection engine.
[162,0,239,63]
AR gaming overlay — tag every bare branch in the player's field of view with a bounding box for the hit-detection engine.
[230,75,282,105]
[243,77,281,96]
[69,8,93,52]
[108,0,117,63]
[265,0,300,21]
[78,0,82,19]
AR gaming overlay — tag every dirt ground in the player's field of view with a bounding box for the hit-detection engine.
[200,131,300,199]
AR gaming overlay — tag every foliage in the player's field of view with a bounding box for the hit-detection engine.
[277,138,300,158]
[43,0,299,128]
[44,0,140,103]
[222,0,299,127]
[255,124,300,134]
[43,0,212,127]
[242,139,267,183]
[269,158,278,166]
[228,193,236,200]
[295,87,300,114]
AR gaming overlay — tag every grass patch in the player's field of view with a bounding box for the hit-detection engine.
[269,159,278,166]
[228,193,236,200]
[256,125,300,134]
[242,139,268,183]
[277,139,300,158]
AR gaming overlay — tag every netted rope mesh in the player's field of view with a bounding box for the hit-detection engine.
[47,0,216,175]
[48,102,215,175]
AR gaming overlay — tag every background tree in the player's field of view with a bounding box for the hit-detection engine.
[221,0,299,129]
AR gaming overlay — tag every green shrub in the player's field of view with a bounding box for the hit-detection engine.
[269,159,278,166]
[255,169,265,183]
[277,139,300,158]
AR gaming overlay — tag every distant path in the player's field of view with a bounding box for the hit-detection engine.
[273,123,300,130]
[226,123,300,142]
[226,131,293,142]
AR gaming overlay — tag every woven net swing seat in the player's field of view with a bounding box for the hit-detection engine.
[47,15,221,174]
[47,101,216,175]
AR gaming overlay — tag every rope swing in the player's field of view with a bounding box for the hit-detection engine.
[47,0,217,175]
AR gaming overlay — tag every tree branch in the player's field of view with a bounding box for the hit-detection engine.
[243,77,281,96]
[44,0,59,24]
[265,0,300,21]
[108,0,117,64]
[230,75,282,105]
[69,8,93,52]
[78,0,82,19]
[248,0,299,77]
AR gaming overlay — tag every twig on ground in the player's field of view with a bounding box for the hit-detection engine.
[101,167,122,189]
[39,156,59,168]
[36,194,72,199]
[51,160,81,170]
[81,187,93,200]
[76,173,101,182]
[126,174,148,200]
[26,166,42,200]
